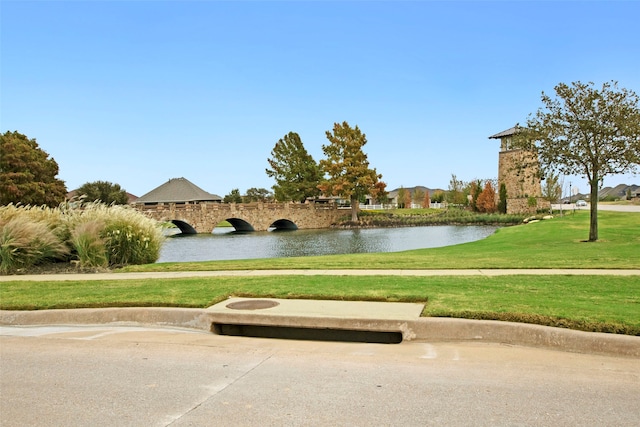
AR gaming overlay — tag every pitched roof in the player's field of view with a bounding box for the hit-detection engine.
[134,177,222,204]
[488,126,518,139]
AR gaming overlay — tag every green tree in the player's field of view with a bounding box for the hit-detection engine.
[542,173,562,210]
[76,181,128,205]
[223,188,243,203]
[413,188,425,206]
[244,187,273,203]
[432,190,445,203]
[518,81,640,241]
[266,132,323,202]
[396,187,408,208]
[446,174,466,205]
[469,179,482,212]
[498,183,508,214]
[319,122,386,222]
[0,131,67,207]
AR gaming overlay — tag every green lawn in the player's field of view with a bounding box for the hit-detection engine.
[1,210,639,335]
[122,210,640,271]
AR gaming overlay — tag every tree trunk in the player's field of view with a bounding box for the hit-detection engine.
[350,195,359,222]
[588,178,599,242]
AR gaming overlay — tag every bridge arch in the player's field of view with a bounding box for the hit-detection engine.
[171,220,197,235]
[224,218,255,232]
[269,219,298,231]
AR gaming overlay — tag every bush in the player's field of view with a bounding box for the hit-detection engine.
[0,202,164,273]
[0,213,69,274]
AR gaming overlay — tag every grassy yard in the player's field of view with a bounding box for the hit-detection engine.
[122,210,640,271]
[1,210,639,335]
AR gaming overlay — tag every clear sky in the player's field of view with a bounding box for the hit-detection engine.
[2,0,639,199]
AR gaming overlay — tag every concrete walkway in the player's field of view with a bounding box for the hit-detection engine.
[1,268,639,281]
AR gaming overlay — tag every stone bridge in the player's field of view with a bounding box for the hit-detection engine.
[135,202,346,234]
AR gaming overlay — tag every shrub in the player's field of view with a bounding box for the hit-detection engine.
[0,202,165,272]
[0,215,69,274]
[70,220,108,268]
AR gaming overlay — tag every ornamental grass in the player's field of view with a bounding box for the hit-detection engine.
[0,202,164,273]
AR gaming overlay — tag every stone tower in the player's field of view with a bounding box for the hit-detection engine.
[489,127,549,214]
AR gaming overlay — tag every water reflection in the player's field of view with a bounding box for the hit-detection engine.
[157,225,498,263]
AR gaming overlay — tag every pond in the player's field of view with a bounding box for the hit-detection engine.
[157,225,499,263]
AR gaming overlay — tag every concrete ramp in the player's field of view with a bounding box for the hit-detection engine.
[206,298,425,343]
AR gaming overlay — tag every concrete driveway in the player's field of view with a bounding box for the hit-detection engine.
[2,325,639,426]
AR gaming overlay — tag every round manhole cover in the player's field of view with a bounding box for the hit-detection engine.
[226,300,280,310]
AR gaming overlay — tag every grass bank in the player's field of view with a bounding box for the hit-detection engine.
[121,210,640,272]
[1,274,638,335]
[2,210,639,335]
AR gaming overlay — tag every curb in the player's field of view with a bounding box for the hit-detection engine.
[2,307,638,358]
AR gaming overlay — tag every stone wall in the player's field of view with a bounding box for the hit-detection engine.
[498,149,542,200]
[506,197,551,215]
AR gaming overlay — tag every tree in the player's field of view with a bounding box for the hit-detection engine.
[396,187,408,208]
[469,179,482,212]
[498,183,508,214]
[244,187,273,203]
[518,81,640,241]
[476,181,497,213]
[223,188,243,203]
[266,132,323,202]
[413,188,425,207]
[319,122,386,222]
[542,173,562,210]
[432,190,445,203]
[0,131,67,207]
[422,190,431,209]
[76,181,128,205]
[446,174,466,205]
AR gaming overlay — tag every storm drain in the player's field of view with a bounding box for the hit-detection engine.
[212,323,403,344]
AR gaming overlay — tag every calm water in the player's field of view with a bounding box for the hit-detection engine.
[157,225,499,263]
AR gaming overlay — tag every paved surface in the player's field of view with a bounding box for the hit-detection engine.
[1,268,639,282]
[2,325,639,427]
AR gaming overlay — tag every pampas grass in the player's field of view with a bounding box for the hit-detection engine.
[0,202,164,273]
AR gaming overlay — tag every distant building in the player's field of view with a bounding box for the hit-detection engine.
[489,127,550,214]
[134,177,222,205]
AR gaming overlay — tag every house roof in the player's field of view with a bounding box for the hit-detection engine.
[134,177,222,204]
[488,127,518,139]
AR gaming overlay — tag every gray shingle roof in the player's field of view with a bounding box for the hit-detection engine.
[488,127,518,139]
[134,177,222,204]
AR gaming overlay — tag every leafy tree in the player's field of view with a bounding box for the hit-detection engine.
[446,174,466,205]
[0,131,67,207]
[469,179,482,212]
[517,81,640,241]
[76,180,128,205]
[266,132,323,202]
[498,183,508,214]
[422,191,430,209]
[372,181,389,206]
[319,122,386,221]
[223,188,243,203]
[396,187,408,208]
[432,190,445,203]
[542,173,562,208]
[476,181,497,213]
[244,187,273,203]
[413,188,425,206]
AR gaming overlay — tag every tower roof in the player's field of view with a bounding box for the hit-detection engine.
[488,127,518,139]
[134,177,222,204]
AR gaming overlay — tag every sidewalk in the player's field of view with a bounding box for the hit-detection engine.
[2,268,639,281]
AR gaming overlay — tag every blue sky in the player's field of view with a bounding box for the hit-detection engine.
[2,1,639,199]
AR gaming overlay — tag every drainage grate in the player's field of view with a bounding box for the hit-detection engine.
[212,323,403,344]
